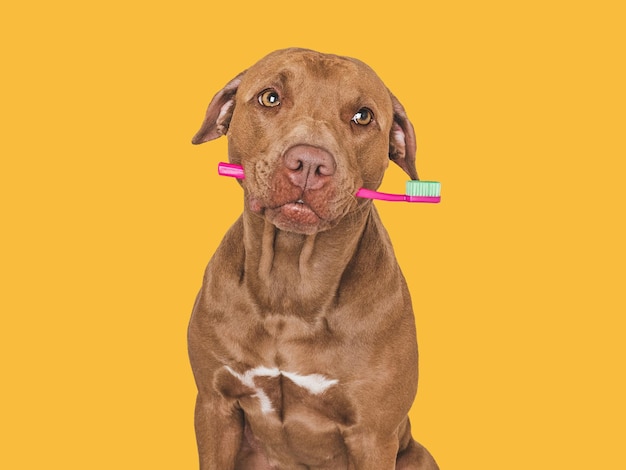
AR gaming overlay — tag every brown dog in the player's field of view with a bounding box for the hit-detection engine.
[189,48,438,469]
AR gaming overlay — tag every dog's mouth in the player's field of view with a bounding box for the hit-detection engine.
[266,198,323,234]
[280,199,317,217]
[245,160,358,235]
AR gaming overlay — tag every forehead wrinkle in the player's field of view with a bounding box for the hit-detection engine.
[303,54,353,78]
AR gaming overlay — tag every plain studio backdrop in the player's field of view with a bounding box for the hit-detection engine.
[1,1,624,468]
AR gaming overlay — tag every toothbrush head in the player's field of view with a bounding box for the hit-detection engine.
[405,180,441,203]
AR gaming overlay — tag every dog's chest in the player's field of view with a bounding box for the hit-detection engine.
[216,362,355,466]
[216,314,353,424]
[212,314,356,456]
[222,365,338,415]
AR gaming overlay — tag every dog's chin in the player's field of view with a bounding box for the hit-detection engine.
[265,202,333,235]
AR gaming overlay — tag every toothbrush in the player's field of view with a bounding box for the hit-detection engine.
[217,162,441,203]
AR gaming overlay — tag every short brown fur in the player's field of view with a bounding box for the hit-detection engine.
[189,48,438,469]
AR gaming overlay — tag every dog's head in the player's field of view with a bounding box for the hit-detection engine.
[193,48,417,235]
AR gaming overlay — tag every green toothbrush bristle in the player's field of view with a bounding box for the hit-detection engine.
[406,180,441,197]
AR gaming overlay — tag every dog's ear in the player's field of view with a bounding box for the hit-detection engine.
[388,92,419,180]
[191,71,246,145]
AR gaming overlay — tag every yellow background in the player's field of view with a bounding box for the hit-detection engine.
[1,1,624,468]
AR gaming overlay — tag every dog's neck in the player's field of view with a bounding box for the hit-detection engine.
[241,203,379,318]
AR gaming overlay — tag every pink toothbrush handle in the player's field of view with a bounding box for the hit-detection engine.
[405,195,441,203]
[218,162,245,179]
[355,188,407,202]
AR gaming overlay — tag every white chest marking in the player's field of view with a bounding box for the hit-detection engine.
[281,371,339,395]
[224,366,339,414]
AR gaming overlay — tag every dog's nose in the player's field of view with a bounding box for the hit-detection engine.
[283,145,336,190]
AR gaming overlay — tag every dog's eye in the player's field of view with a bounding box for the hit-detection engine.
[258,89,281,107]
[352,108,373,126]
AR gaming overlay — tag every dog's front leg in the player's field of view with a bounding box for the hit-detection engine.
[194,393,243,470]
